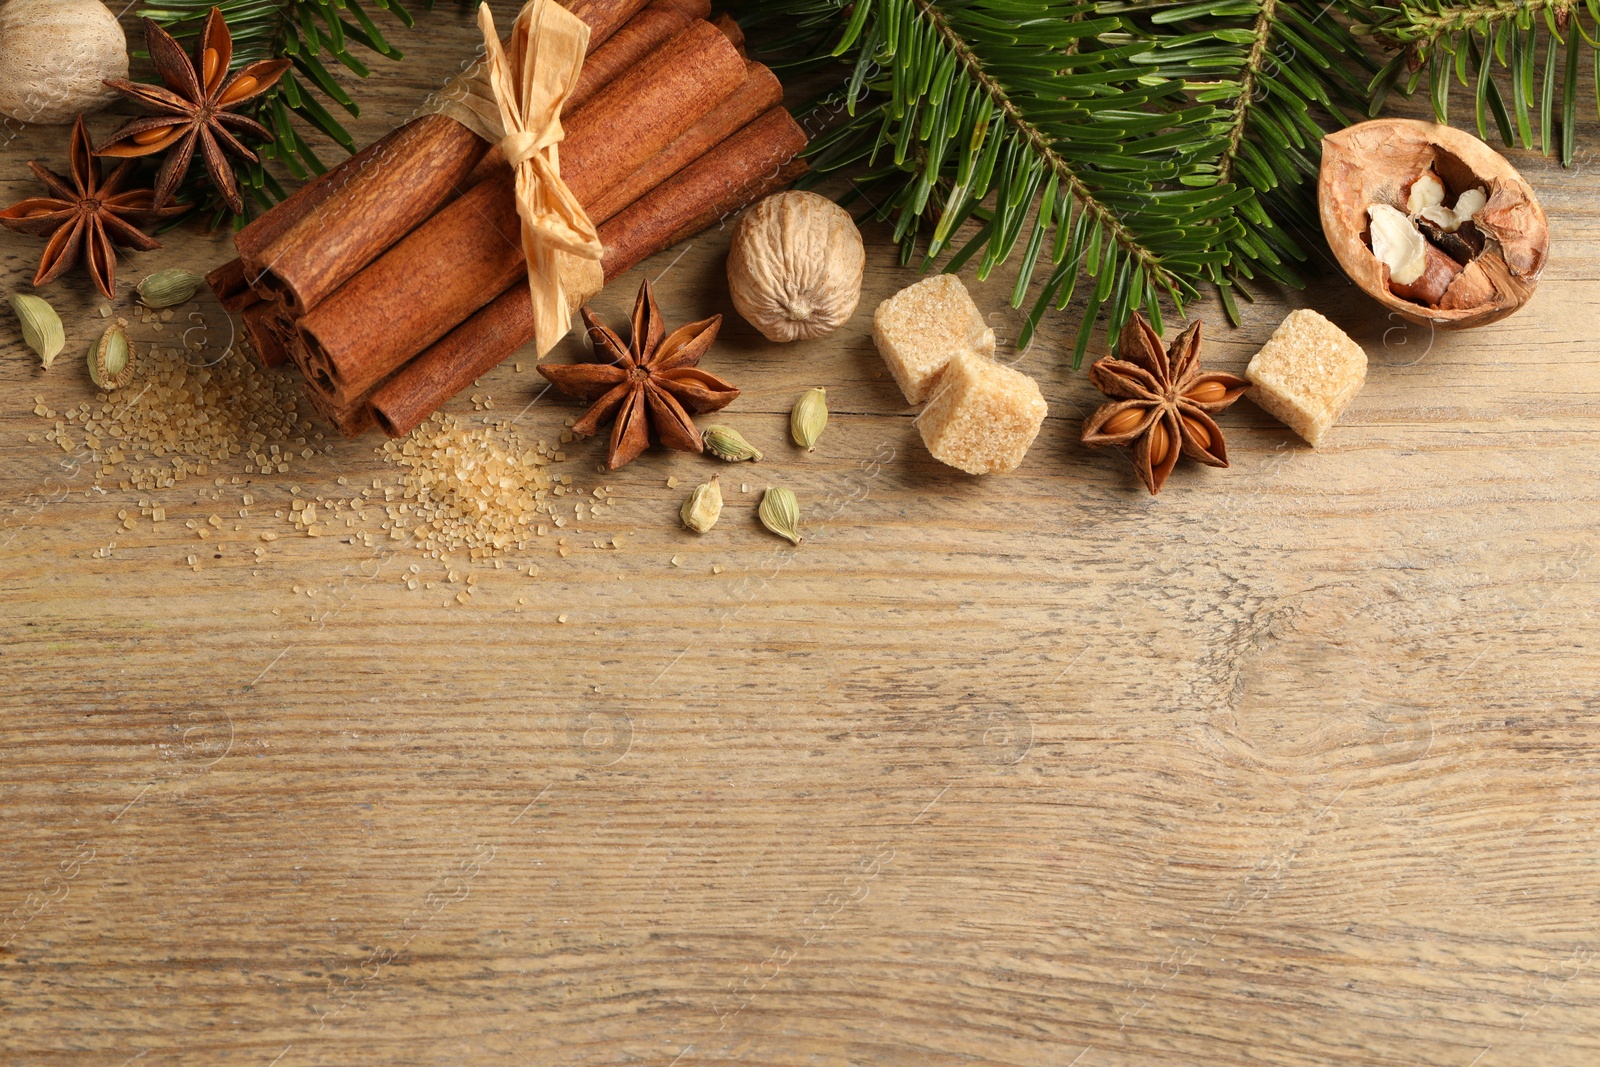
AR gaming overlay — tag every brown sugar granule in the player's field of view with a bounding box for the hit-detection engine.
[36,334,305,492]
[373,413,577,561]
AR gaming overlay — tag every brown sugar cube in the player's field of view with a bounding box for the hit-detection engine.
[1245,309,1367,447]
[916,350,1047,474]
[872,273,996,404]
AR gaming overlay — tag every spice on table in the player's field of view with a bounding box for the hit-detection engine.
[727,190,865,342]
[790,387,827,452]
[758,485,801,545]
[33,333,306,493]
[8,294,63,368]
[88,324,134,390]
[0,117,185,300]
[1081,313,1248,495]
[136,269,203,309]
[538,278,736,470]
[0,0,128,125]
[702,425,762,462]
[680,475,723,533]
[96,9,290,214]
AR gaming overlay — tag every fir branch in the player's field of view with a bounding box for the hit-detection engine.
[911,0,1180,318]
[1095,0,1377,319]
[733,0,1382,362]
[1348,0,1590,164]
[1223,0,1282,182]
[734,0,1258,364]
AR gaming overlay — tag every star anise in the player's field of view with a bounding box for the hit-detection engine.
[0,116,188,300]
[1081,313,1249,495]
[96,8,290,215]
[539,279,736,470]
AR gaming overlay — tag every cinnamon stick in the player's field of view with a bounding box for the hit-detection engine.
[244,115,491,315]
[300,369,378,437]
[208,256,253,313]
[712,13,745,55]
[240,300,296,369]
[209,118,429,312]
[369,107,808,438]
[298,19,748,407]
[239,0,659,315]
[585,60,780,224]
[568,0,709,113]
[600,106,809,276]
[559,20,746,207]
[566,0,655,48]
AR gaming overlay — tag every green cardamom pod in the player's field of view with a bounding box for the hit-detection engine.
[758,485,802,545]
[136,268,202,309]
[9,293,64,368]
[790,387,828,452]
[702,425,762,462]
[680,475,723,534]
[89,324,134,390]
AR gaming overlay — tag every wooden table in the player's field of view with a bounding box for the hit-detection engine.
[3,8,1597,1066]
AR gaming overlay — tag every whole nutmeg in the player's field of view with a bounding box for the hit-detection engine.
[727,190,865,343]
[1319,119,1548,329]
[0,0,128,124]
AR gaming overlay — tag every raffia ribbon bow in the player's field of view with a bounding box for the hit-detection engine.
[475,0,603,357]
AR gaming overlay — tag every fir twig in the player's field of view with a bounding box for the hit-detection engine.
[731,0,1377,363]
[1348,0,1591,165]
[1098,0,1376,319]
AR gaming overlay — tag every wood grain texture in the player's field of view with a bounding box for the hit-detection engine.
[2,6,1599,1066]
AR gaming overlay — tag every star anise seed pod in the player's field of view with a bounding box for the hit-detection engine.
[0,116,188,300]
[1081,313,1249,495]
[96,8,290,215]
[539,279,736,470]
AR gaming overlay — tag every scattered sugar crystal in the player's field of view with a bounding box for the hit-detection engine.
[24,338,303,494]
[872,274,996,404]
[364,413,580,561]
[1245,309,1367,447]
[916,350,1047,474]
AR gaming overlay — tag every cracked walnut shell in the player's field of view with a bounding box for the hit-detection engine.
[1319,119,1548,329]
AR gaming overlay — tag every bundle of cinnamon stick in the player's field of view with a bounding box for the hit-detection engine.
[209,0,807,439]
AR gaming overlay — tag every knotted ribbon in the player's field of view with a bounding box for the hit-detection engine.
[428,0,604,357]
